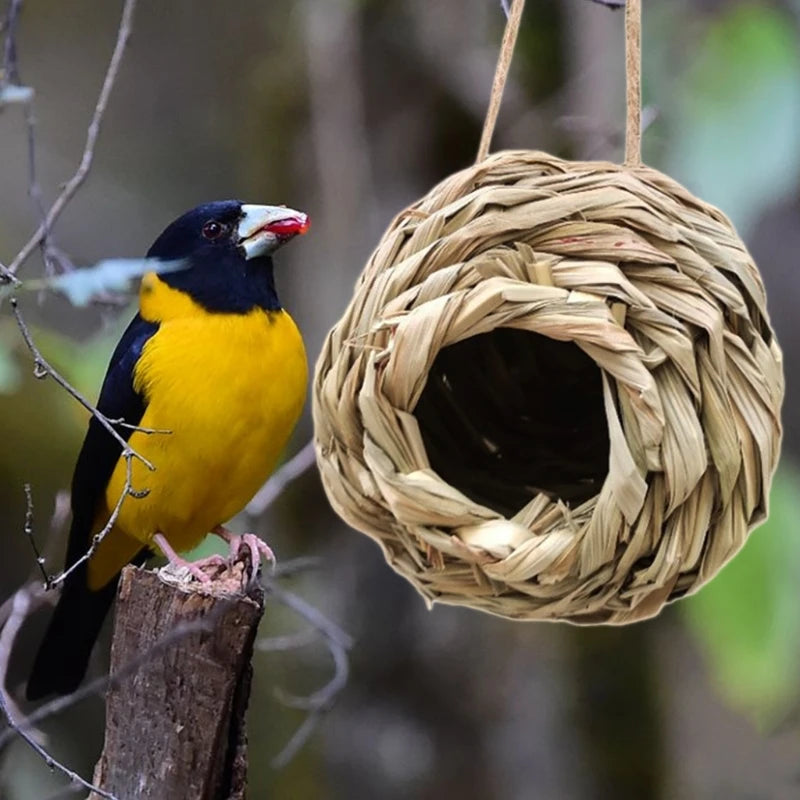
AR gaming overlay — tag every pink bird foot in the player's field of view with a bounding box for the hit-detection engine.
[212,525,275,579]
[153,532,227,583]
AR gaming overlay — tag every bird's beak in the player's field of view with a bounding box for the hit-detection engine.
[237,204,310,260]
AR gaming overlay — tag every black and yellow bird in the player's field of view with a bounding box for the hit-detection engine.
[26,200,309,699]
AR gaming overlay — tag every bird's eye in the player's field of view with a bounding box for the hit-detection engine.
[202,220,225,240]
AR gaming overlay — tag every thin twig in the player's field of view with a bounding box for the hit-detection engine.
[0,582,47,728]
[40,785,87,800]
[7,0,138,276]
[0,0,25,285]
[23,483,48,583]
[266,583,353,651]
[10,298,154,472]
[51,455,143,588]
[11,300,152,587]
[274,638,348,712]
[246,439,317,516]
[107,418,172,436]
[270,713,325,770]
[263,581,353,767]
[272,556,323,579]
[257,628,320,653]
[25,98,56,274]
[1,0,22,85]
[0,585,116,799]
[3,1,55,274]
[40,785,86,800]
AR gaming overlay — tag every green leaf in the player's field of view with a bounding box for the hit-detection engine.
[683,463,800,725]
[664,4,800,235]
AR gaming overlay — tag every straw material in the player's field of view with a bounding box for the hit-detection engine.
[312,150,784,623]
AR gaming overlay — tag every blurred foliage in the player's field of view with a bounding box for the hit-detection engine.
[664,2,800,235]
[685,463,800,726]
[0,324,22,393]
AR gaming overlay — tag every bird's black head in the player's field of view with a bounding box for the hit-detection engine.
[146,200,309,313]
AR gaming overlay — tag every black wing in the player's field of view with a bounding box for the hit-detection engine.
[27,313,158,699]
[65,313,158,566]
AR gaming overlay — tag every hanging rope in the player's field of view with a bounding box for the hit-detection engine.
[478,0,643,166]
[475,0,526,163]
[624,0,642,165]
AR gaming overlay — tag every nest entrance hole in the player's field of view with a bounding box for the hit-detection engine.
[414,328,610,517]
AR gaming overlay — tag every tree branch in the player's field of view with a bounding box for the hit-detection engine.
[10,299,154,472]
[246,439,317,516]
[262,580,353,767]
[6,0,138,276]
[0,584,116,800]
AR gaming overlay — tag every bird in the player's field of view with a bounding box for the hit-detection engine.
[26,200,310,700]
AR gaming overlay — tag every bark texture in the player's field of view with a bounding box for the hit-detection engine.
[90,563,264,800]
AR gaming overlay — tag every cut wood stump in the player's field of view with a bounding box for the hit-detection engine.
[90,562,264,800]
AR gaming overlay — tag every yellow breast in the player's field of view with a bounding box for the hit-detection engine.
[88,273,307,588]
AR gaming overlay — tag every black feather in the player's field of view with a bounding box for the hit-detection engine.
[26,315,157,699]
[149,200,281,313]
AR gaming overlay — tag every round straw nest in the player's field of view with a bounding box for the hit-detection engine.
[312,150,783,624]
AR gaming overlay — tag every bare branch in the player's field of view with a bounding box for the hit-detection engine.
[246,439,317,516]
[0,582,47,727]
[40,785,86,800]
[274,637,348,713]
[1,0,22,85]
[0,0,25,284]
[10,300,157,588]
[263,581,354,767]
[50,454,142,588]
[272,556,324,578]
[106,418,172,436]
[0,584,116,799]
[6,0,138,276]
[266,583,353,651]
[23,483,48,583]
[257,628,320,652]
[10,298,154,472]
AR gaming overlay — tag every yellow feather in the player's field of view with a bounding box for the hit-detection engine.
[87,273,307,589]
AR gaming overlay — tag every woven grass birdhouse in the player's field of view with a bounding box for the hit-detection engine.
[311,2,783,623]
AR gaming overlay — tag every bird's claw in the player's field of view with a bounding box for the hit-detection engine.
[154,533,227,583]
[213,526,275,584]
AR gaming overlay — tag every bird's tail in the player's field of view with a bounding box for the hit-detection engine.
[26,562,121,700]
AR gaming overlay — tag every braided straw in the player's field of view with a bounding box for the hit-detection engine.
[313,151,783,622]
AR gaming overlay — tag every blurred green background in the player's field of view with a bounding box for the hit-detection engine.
[2,0,800,797]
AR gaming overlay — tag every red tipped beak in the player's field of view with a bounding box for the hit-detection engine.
[264,214,310,238]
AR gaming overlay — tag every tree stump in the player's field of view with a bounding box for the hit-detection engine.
[90,563,264,800]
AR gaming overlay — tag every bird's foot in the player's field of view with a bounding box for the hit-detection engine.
[212,525,275,580]
[153,532,226,583]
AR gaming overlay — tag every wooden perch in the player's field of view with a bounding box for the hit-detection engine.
[90,562,264,800]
